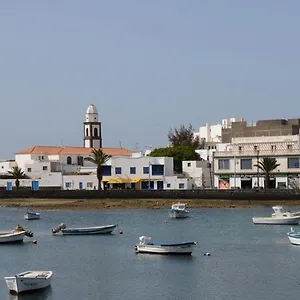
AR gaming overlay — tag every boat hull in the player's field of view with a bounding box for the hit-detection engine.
[135,242,196,255]
[252,217,300,225]
[287,233,300,245]
[61,224,117,235]
[5,271,52,293]
[169,209,189,219]
[0,231,25,243]
[24,213,40,220]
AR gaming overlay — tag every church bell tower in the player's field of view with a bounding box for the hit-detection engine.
[83,104,102,148]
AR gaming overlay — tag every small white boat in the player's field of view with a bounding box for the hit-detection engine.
[52,223,117,235]
[5,270,53,294]
[135,236,196,255]
[169,202,189,218]
[24,209,40,220]
[252,206,300,225]
[287,227,300,245]
[0,225,33,244]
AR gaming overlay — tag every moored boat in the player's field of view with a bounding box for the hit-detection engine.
[0,225,33,244]
[287,227,300,245]
[169,203,189,218]
[24,209,40,220]
[134,236,196,255]
[5,270,53,294]
[52,223,117,235]
[252,206,300,225]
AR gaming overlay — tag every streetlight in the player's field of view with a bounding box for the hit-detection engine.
[256,150,260,188]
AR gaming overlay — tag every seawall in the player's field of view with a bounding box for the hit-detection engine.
[0,189,299,200]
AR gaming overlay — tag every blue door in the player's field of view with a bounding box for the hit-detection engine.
[31,181,39,191]
[6,182,12,191]
[79,182,83,190]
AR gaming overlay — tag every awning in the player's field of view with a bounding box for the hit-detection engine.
[107,178,141,184]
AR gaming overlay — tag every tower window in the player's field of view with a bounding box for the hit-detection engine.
[86,128,89,136]
[77,156,84,166]
[67,156,72,165]
[94,128,98,137]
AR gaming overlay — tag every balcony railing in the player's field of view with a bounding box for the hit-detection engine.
[214,149,300,157]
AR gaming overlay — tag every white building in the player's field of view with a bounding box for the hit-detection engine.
[0,147,190,190]
[194,117,244,144]
[213,134,300,189]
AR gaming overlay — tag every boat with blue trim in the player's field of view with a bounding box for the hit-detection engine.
[135,236,196,255]
[52,223,117,235]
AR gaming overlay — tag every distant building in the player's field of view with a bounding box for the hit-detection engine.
[222,118,300,143]
[213,134,300,189]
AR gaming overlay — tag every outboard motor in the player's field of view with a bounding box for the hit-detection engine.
[52,223,67,234]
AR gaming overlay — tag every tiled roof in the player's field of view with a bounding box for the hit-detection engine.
[15,146,133,156]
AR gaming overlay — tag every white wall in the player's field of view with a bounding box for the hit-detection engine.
[0,161,16,175]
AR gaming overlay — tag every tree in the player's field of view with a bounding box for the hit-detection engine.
[168,124,204,149]
[254,157,280,189]
[84,149,111,190]
[149,146,200,173]
[8,165,25,189]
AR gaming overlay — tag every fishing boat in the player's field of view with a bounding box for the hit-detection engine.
[134,236,196,255]
[252,206,300,225]
[169,202,189,218]
[24,208,40,220]
[0,225,33,244]
[287,227,300,245]
[5,270,53,294]
[52,223,117,235]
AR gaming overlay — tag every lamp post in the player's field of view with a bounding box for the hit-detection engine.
[256,150,260,188]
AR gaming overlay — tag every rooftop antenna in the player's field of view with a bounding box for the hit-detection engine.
[119,140,122,148]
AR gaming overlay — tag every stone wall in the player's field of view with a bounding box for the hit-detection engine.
[0,188,299,200]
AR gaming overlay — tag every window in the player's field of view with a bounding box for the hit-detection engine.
[130,167,136,174]
[77,156,84,166]
[271,145,276,152]
[187,163,191,167]
[287,144,293,151]
[288,157,300,169]
[86,128,88,136]
[94,128,98,137]
[179,183,185,189]
[240,159,252,170]
[218,159,229,170]
[65,182,71,188]
[254,145,258,151]
[102,166,111,176]
[27,168,31,172]
[87,182,93,188]
[167,183,171,188]
[43,166,48,171]
[115,167,122,174]
[143,167,149,174]
[238,146,242,151]
[152,165,164,176]
[67,156,72,165]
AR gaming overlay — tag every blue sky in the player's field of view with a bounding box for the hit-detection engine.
[0,1,300,159]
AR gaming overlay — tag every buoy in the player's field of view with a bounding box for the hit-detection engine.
[32,240,37,244]
[204,252,210,256]
[119,230,123,234]
[165,221,168,223]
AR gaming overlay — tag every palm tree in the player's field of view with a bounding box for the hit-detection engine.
[254,157,280,189]
[84,149,111,190]
[8,165,25,189]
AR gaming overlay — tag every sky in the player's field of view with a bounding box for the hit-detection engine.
[0,1,300,159]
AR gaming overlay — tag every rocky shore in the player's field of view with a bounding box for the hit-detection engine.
[1,198,300,210]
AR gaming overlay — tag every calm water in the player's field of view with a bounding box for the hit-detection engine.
[1,205,300,300]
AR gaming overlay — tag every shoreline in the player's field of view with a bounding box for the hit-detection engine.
[1,198,300,210]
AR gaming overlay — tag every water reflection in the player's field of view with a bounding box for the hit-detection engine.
[6,287,52,300]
